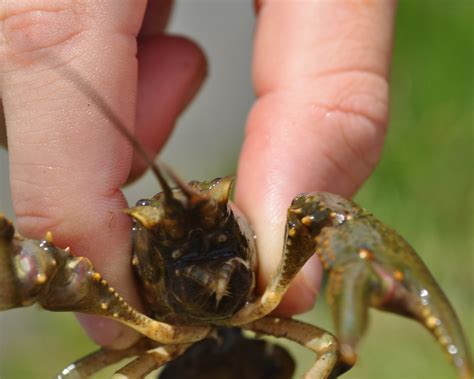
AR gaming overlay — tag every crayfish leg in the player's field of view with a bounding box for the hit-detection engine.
[112,343,191,379]
[243,317,351,379]
[228,195,319,325]
[57,338,157,378]
[35,248,211,344]
[1,220,211,344]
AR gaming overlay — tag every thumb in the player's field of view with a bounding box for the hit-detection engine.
[236,1,396,315]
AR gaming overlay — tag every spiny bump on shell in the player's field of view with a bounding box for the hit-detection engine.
[393,270,404,281]
[426,316,441,329]
[301,215,314,226]
[44,231,53,243]
[171,250,181,259]
[421,307,432,318]
[288,228,297,238]
[358,248,374,260]
[439,336,451,346]
[36,273,47,284]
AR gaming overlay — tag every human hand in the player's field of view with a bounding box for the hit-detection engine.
[0,0,397,351]
[235,1,397,315]
[1,0,206,348]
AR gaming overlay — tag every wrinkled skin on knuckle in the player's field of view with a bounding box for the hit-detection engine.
[303,68,389,189]
[1,1,84,71]
[318,68,390,164]
[246,68,388,196]
[0,0,145,73]
[306,95,388,191]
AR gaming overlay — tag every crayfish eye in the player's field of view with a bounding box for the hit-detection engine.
[136,199,152,207]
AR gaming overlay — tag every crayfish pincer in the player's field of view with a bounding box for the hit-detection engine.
[0,169,472,378]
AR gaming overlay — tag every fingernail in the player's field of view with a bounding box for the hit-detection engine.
[76,313,140,349]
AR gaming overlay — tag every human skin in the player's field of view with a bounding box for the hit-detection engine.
[0,0,397,349]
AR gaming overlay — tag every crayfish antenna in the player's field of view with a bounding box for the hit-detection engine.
[51,60,176,204]
[149,162,177,207]
[160,162,209,209]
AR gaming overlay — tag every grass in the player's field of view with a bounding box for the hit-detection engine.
[0,1,472,378]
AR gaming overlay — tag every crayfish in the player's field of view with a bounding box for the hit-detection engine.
[0,65,472,379]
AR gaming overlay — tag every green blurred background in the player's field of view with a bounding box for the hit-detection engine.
[0,1,472,378]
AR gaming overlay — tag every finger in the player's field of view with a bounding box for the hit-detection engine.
[0,0,175,150]
[128,35,207,182]
[236,0,397,315]
[139,0,174,37]
[1,0,147,348]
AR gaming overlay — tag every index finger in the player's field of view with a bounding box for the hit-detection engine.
[236,0,397,314]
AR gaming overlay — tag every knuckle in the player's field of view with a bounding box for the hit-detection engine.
[1,1,85,70]
[305,68,389,175]
[321,69,389,172]
[0,0,146,73]
[9,164,68,238]
[251,67,388,182]
[323,68,390,131]
[14,207,63,240]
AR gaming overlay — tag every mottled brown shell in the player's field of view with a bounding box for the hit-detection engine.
[129,177,257,324]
